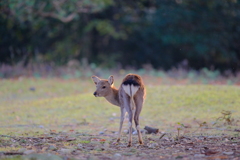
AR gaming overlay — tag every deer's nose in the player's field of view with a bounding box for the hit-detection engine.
[93,92,97,96]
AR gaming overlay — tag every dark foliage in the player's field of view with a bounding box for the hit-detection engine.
[1,0,240,71]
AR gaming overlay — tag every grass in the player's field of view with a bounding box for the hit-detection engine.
[0,77,239,138]
[0,77,240,160]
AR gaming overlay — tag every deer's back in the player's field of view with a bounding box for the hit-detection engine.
[122,74,143,87]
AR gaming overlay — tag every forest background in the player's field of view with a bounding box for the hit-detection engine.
[1,0,240,77]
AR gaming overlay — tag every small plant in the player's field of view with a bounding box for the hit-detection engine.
[215,110,234,125]
[175,122,185,141]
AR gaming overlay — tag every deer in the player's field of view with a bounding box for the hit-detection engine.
[91,74,146,147]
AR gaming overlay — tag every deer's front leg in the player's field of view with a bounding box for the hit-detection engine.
[117,107,126,143]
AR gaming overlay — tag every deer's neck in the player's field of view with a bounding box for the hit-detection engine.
[105,87,120,107]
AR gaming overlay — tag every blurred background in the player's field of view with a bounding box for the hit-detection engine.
[1,0,240,78]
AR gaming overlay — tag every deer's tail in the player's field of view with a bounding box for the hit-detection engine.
[122,84,140,110]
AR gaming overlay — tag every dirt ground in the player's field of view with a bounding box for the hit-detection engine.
[1,129,240,160]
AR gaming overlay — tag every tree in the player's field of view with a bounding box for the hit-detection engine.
[1,0,240,71]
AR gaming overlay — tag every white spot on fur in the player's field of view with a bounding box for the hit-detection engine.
[122,84,139,97]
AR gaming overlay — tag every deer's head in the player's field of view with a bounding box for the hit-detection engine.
[91,75,114,97]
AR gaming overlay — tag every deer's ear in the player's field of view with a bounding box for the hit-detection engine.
[92,76,101,85]
[108,75,114,85]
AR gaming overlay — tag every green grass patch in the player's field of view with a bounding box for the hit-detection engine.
[0,78,239,136]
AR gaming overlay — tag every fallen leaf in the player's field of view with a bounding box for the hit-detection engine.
[100,139,106,142]
[23,150,35,155]
[91,138,106,142]
[201,148,218,156]
[147,142,159,149]
[223,151,234,155]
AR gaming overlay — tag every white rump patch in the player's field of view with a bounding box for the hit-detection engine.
[122,84,140,97]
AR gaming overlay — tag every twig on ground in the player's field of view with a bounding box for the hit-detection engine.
[159,133,166,139]
[3,152,23,155]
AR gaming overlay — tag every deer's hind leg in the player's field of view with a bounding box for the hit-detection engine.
[122,96,135,147]
[127,107,135,147]
[117,107,126,143]
[134,96,144,145]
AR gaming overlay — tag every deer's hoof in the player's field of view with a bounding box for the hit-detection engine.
[127,142,132,147]
[138,139,144,145]
[139,141,144,145]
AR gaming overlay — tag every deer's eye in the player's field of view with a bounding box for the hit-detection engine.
[102,86,106,89]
